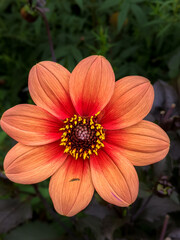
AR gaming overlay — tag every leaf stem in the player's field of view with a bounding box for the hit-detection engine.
[159,215,170,240]
[131,194,153,222]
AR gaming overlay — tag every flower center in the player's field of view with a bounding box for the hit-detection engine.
[59,112,105,160]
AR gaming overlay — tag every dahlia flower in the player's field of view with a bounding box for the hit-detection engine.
[0,55,170,216]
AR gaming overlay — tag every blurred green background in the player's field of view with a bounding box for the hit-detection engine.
[0,0,180,239]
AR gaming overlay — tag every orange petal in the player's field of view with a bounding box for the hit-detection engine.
[105,120,170,166]
[4,141,67,184]
[29,61,76,120]
[69,55,115,116]
[90,144,139,207]
[0,104,62,146]
[49,156,94,216]
[99,76,154,129]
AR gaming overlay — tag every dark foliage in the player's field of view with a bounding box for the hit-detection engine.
[0,0,180,239]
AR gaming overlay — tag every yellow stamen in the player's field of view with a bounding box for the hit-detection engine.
[99,135,105,140]
[61,138,68,142]
[97,139,102,145]
[95,111,100,117]
[96,144,100,149]
[59,111,105,160]
[59,127,65,131]
[72,149,76,155]
[64,118,69,123]
[78,116,82,121]
[83,151,87,160]
[60,142,66,146]
[64,147,71,153]
[96,131,100,136]
[88,149,92,155]
[95,124,101,130]
[93,150,98,155]
[90,118,94,125]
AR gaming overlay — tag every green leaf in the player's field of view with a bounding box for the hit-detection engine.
[0,179,14,198]
[70,46,83,62]
[102,216,125,240]
[131,3,147,25]
[78,215,102,239]
[4,221,61,240]
[142,196,180,222]
[138,182,152,198]
[0,0,12,12]
[168,49,180,79]
[34,17,43,36]
[0,199,32,233]
[145,19,162,27]
[85,197,112,219]
[117,1,130,33]
[0,131,7,144]
[153,157,169,178]
[157,24,171,38]
[75,0,84,11]
[120,45,139,60]
[55,46,69,59]
[0,89,8,101]
[98,0,121,12]
[170,191,180,205]
[67,55,76,71]
[130,0,145,3]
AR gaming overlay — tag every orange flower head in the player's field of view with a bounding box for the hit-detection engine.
[0,55,170,217]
